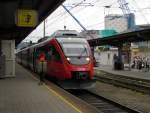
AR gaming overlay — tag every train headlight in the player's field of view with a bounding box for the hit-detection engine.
[68,37,72,40]
[67,57,70,61]
[86,57,90,61]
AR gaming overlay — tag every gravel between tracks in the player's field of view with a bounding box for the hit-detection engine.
[89,82,150,113]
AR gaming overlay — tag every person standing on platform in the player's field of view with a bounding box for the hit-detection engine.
[146,57,150,72]
[138,57,142,71]
[113,54,118,70]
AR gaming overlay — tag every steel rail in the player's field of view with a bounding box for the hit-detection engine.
[95,70,150,94]
[69,90,141,113]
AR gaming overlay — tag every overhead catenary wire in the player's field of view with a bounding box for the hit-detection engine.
[45,6,88,29]
[86,21,105,29]
[36,0,110,31]
[45,0,104,29]
[26,0,120,41]
[45,0,106,28]
[45,0,91,23]
[25,0,150,42]
[44,0,93,29]
[132,0,149,24]
[45,0,149,28]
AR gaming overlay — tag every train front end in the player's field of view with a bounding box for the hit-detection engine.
[57,37,96,89]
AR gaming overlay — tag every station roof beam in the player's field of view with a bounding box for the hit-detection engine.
[88,28,150,47]
[0,0,65,44]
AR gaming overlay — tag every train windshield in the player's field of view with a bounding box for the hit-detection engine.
[61,43,90,57]
[57,38,91,65]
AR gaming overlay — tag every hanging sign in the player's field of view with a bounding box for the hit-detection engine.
[16,9,38,27]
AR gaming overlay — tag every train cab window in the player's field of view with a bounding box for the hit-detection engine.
[54,51,61,62]
[44,45,54,61]
[51,46,62,63]
[47,51,52,60]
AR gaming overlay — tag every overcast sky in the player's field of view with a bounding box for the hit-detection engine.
[24,0,150,42]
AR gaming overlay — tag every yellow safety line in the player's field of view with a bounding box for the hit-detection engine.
[28,71,83,113]
[44,85,83,113]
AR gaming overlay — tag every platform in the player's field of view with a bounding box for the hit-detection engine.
[0,63,99,113]
[94,65,150,81]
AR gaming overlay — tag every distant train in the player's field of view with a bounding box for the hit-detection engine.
[16,30,96,89]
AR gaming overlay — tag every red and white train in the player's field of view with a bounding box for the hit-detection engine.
[16,30,96,89]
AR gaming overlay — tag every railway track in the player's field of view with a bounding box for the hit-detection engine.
[95,70,150,94]
[69,90,140,113]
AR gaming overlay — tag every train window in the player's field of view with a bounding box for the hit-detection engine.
[61,43,90,57]
[34,49,38,59]
[43,45,54,61]
[46,51,51,60]
[51,46,62,63]
[54,51,61,62]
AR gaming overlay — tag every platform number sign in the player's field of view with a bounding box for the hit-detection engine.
[25,14,31,23]
[16,9,38,27]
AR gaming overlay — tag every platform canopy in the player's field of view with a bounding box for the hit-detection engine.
[0,0,65,44]
[88,28,150,47]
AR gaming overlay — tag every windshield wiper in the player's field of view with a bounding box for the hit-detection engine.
[78,47,87,59]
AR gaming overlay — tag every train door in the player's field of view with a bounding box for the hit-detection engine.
[32,48,36,72]
[47,45,63,79]
[22,49,28,67]
[28,48,33,68]
[51,45,64,79]
[27,49,30,67]
[46,45,53,76]
[29,48,34,70]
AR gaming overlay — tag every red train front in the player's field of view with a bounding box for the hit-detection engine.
[48,37,95,89]
[16,30,96,89]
